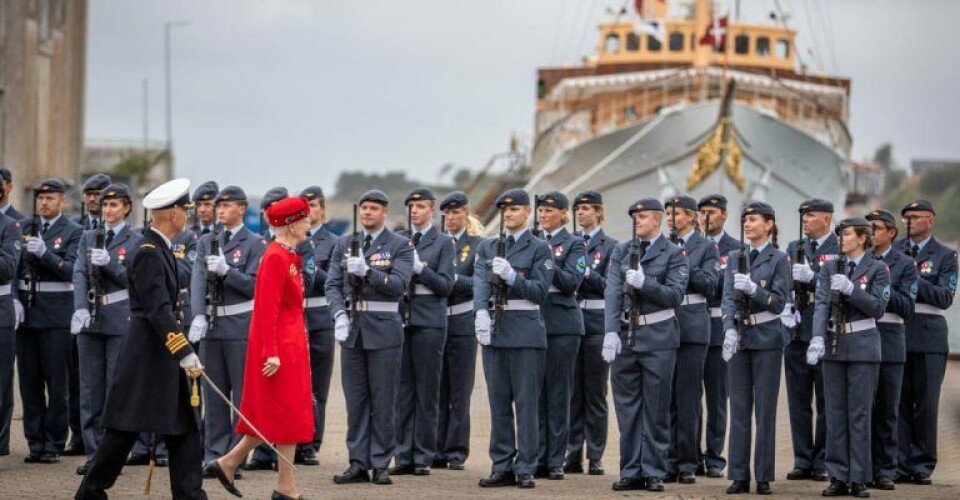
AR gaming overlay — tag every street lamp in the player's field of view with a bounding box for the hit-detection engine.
[164,20,191,172]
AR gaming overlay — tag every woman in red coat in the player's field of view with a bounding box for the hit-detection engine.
[205,196,314,500]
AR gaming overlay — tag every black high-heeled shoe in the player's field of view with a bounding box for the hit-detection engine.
[203,460,243,498]
[271,491,304,500]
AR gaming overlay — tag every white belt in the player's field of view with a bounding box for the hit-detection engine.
[742,311,778,326]
[622,308,676,326]
[304,296,328,309]
[446,301,474,316]
[0,284,10,296]
[579,299,606,310]
[99,290,129,305]
[348,300,399,313]
[216,300,254,317]
[414,284,434,296]
[878,312,904,325]
[549,285,561,293]
[914,303,945,316]
[19,281,74,293]
[833,318,877,334]
[681,294,707,306]
[502,300,539,311]
[709,307,722,318]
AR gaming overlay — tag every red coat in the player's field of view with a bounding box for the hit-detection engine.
[236,241,314,444]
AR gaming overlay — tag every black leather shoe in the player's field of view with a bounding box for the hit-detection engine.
[707,467,725,478]
[696,462,707,476]
[155,456,169,467]
[588,460,604,475]
[388,463,415,475]
[612,477,645,491]
[533,466,549,478]
[244,459,275,471]
[892,473,909,484]
[447,459,465,470]
[63,443,85,456]
[822,481,849,497]
[646,477,665,492]
[478,472,516,487]
[125,453,150,466]
[300,449,319,466]
[913,473,932,485]
[756,481,772,495]
[413,465,431,476]
[787,468,812,480]
[38,453,60,464]
[726,480,750,494]
[76,462,90,475]
[333,464,370,484]
[203,460,242,498]
[516,474,535,488]
[548,467,564,480]
[23,453,42,463]
[431,458,448,468]
[662,472,678,483]
[271,491,303,500]
[873,477,895,490]
[812,469,829,482]
[850,483,870,498]
[679,472,696,484]
[563,462,584,474]
[371,469,392,485]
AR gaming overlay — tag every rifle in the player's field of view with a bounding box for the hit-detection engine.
[794,208,811,313]
[625,214,640,347]
[142,207,151,233]
[734,213,750,334]
[571,206,578,237]
[87,198,106,326]
[491,208,507,334]
[703,212,711,240]
[440,213,446,236]
[348,205,361,336]
[532,195,543,238]
[402,204,414,325]
[80,198,87,230]
[24,189,40,310]
[830,226,847,355]
[669,198,680,245]
[205,226,224,331]
[905,216,916,257]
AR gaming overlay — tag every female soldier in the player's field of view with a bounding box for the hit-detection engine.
[807,217,889,498]
[720,201,790,496]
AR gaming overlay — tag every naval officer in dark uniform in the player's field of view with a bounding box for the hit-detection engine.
[327,189,414,486]
[474,188,553,489]
[75,178,207,500]
[565,191,617,476]
[0,203,22,457]
[604,198,688,493]
[866,209,917,491]
[896,199,957,485]
[807,216,890,498]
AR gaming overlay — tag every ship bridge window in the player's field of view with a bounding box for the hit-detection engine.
[776,39,790,59]
[605,33,621,54]
[734,34,750,54]
[647,35,662,51]
[669,31,684,51]
[756,36,771,57]
[626,32,640,51]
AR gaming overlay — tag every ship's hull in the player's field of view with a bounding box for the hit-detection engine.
[525,100,849,242]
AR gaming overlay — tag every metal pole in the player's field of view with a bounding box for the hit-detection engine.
[142,78,149,150]
[164,21,191,173]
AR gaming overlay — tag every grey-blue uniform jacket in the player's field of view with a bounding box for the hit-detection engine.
[326,228,414,350]
[73,225,142,335]
[403,226,455,329]
[708,232,740,345]
[578,229,618,335]
[301,226,338,332]
[543,228,585,336]
[473,230,553,349]
[786,234,839,342]
[812,256,889,362]
[605,235,688,352]
[878,248,918,363]
[189,226,265,340]
[0,216,22,327]
[720,244,791,350]
[17,216,83,329]
[896,237,957,353]
[447,232,483,336]
[674,231,719,345]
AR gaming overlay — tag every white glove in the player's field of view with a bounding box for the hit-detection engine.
[412,249,425,274]
[733,273,757,296]
[601,332,621,363]
[178,352,203,371]
[475,309,491,345]
[26,237,47,257]
[830,274,855,296]
[13,300,24,330]
[491,257,516,284]
[70,309,91,335]
[346,256,368,277]
[188,316,208,343]
[90,248,111,267]
[334,312,349,341]
[722,329,739,362]
[780,303,797,328]
[206,254,229,276]
[792,263,815,284]
[625,267,646,289]
[806,336,825,365]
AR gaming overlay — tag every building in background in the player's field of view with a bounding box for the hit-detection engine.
[910,158,960,177]
[82,138,172,225]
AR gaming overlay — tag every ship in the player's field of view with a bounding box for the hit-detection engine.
[517,0,851,240]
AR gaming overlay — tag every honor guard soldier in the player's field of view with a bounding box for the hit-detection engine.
[603,198,688,493]
[76,178,206,500]
[565,190,617,476]
[327,189,413,486]
[71,183,143,475]
[16,178,83,464]
[192,181,220,235]
[721,201,790,495]
[866,210,917,490]
[531,191,585,481]
[189,186,266,466]
[391,188,455,476]
[807,217,890,498]
[896,199,957,485]
[0,203,22,457]
[436,191,483,470]
[76,174,112,230]
[0,167,26,220]
[697,194,738,477]
[474,189,553,489]
[295,186,337,466]
[784,198,836,482]
[664,195,719,484]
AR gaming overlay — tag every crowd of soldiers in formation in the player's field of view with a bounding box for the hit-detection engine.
[0,166,954,498]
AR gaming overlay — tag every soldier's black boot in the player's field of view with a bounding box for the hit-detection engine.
[822,480,849,497]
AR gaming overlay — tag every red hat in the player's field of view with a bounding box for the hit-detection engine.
[266,196,309,227]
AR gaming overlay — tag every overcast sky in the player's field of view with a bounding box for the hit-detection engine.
[86,0,960,196]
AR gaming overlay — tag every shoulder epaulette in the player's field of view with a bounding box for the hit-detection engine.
[165,332,189,355]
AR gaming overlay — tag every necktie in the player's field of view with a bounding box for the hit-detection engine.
[41,222,50,235]
[638,240,650,259]
[105,229,115,248]
[583,234,590,244]
[363,234,372,253]
[224,230,233,244]
[412,232,422,247]
[749,249,760,264]
[546,234,553,243]
[810,240,819,255]
[91,219,98,230]
[847,261,856,278]
[678,238,685,248]
[911,244,920,257]
[507,235,516,251]
[875,254,883,261]
[201,227,211,235]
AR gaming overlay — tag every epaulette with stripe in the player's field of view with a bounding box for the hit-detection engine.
[140,243,156,249]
